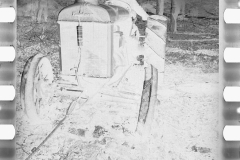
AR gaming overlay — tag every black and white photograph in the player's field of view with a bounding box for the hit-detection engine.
[16,0,219,159]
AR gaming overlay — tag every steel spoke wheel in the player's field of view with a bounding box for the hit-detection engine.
[20,54,54,122]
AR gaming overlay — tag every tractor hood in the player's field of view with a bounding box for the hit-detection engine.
[58,2,130,23]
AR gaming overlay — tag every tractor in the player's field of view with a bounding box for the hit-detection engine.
[20,0,167,133]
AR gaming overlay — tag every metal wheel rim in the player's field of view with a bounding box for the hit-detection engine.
[33,57,54,119]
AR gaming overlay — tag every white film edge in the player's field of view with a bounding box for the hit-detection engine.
[223,8,240,143]
[0,6,16,143]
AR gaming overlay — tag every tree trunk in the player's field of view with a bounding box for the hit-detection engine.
[156,0,164,15]
[169,0,176,32]
[169,0,186,32]
[18,0,62,22]
[36,0,49,22]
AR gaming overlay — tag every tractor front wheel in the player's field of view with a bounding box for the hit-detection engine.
[20,54,54,122]
[137,64,158,133]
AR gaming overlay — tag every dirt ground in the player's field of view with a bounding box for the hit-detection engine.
[16,2,219,160]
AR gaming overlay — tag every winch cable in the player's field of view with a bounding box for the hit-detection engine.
[25,64,139,160]
[25,96,84,160]
[25,76,113,160]
[26,53,122,160]
[25,63,137,160]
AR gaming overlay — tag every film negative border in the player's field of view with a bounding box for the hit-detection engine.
[220,0,240,159]
[1,0,239,159]
[0,0,16,160]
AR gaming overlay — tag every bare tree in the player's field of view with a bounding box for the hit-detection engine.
[169,0,186,32]
[156,0,164,15]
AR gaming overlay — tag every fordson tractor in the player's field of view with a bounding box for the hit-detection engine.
[20,0,167,133]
